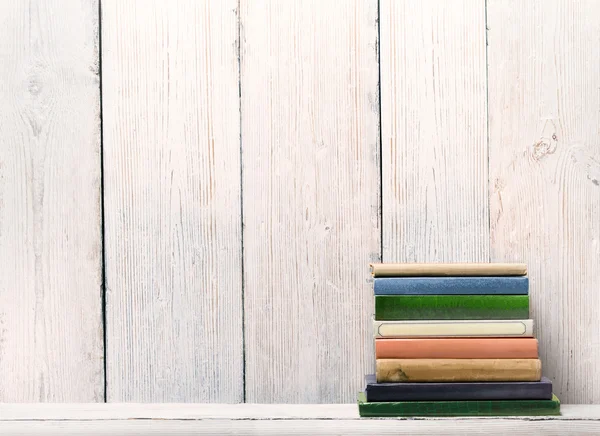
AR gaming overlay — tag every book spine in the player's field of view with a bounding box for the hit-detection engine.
[358,392,560,417]
[373,276,529,295]
[376,358,542,383]
[370,263,528,277]
[375,338,539,359]
[375,295,529,320]
[373,319,534,338]
[365,377,553,401]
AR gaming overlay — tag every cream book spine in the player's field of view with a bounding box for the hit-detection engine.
[369,262,527,277]
[373,319,534,338]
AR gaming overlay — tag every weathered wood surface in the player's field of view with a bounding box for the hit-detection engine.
[240,0,381,403]
[2,403,600,435]
[3,420,600,436]
[488,0,600,403]
[2,0,600,406]
[380,0,489,263]
[101,0,243,402]
[1,402,598,420]
[0,0,103,401]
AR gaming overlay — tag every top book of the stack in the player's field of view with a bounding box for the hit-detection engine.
[370,263,527,277]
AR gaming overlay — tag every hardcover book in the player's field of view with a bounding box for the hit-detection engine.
[357,392,560,417]
[376,358,542,383]
[373,276,529,295]
[364,374,553,401]
[373,319,534,338]
[375,338,539,359]
[369,262,527,277]
[375,295,529,320]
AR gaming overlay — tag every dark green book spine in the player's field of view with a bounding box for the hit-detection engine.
[357,392,561,417]
[374,295,529,321]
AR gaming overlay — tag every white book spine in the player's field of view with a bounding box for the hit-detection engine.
[373,319,534,338]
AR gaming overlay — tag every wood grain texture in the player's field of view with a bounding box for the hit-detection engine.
[4,420,600,436]
[487,0,600,403]
[102,0,243,402]
[2,403,600,435]
[240,0,380,403]
[1,402,599,421]
[0,0,103,401]
[380,0,489,263]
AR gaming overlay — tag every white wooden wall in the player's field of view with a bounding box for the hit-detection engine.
[0,0,103,402]
[0,0,599,404]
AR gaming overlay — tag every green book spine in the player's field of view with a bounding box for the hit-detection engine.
[357,392,561,417]
[375,295,529,321]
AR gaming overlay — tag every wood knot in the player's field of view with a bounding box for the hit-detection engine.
[532,136,557,160]
[28,78,42,96]
[493,177,505,192]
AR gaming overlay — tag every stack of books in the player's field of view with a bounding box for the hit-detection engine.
[358,263,561,417]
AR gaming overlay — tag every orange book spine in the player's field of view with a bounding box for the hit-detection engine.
[376,359,542,383]
[375,338,538,359]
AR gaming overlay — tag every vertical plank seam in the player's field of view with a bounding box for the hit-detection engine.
[237,0,246,404]
[98,0,108,403]
[484,0,491,263]
[377,0,383,263]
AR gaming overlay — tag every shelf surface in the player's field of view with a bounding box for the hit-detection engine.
[1,403,600,435]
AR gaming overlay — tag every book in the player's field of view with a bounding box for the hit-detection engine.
[376,358,542,383]
[373,319,534,338]
[370,262,527,277]
[364,374,553,401]
[375,338,539,359]
[375,295,529,320]
[373,276,529,295]
[357,392,560,417]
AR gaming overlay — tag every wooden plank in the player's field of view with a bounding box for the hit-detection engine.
[380,0,489,263]
[2,404,600,436]
[487,0,600,403]
[0,403,358,420]
[102,0,243,402]
[240,0,380,403]
[0,402,599,420]
[3,419,600,436]
[0,0,103,401]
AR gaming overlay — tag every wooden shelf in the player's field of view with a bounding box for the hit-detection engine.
[2,403,600,435]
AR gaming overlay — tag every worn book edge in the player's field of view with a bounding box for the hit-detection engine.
[375,358,542,383]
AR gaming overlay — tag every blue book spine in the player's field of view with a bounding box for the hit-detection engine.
[373,276,528,295]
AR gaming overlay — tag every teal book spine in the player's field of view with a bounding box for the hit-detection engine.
[357,392,561,417]
[375,295,529,321]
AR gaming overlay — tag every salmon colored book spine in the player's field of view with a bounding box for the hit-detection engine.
[375,338,538,359]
